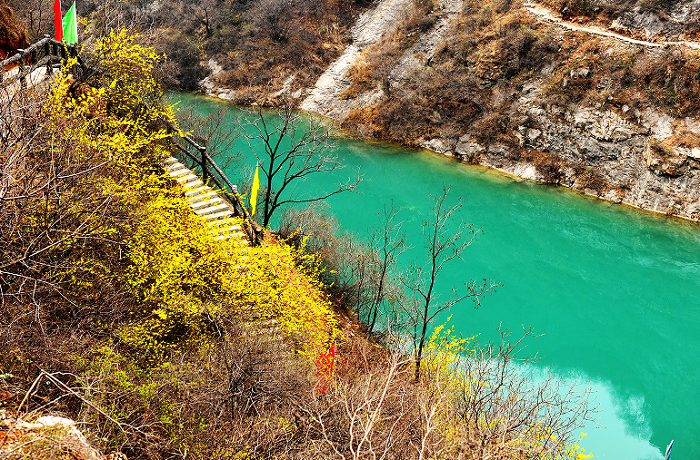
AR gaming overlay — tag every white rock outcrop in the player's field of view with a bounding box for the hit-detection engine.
[300,0,414,118]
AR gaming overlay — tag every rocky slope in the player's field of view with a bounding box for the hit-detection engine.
[299,0,415,118]
[294,0,700,221]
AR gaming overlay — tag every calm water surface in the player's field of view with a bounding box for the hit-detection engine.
[173,93,700,459]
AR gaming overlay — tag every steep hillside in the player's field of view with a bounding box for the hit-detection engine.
[1,8,602,459]
[299,0,700,220]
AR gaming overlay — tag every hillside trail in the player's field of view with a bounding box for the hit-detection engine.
[300,0,413,116]
[523,0,700,49]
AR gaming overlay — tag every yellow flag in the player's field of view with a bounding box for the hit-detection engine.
[250,163,259,217]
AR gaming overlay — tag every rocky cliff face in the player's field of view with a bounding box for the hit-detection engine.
[475,82,700,219]
[294,0,700,221]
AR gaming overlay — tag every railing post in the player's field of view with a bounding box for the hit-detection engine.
[199,146,208,183]
[231,185,241,216]
[17,51,26,88]
[31,47,38,84]
[43,35,52,75]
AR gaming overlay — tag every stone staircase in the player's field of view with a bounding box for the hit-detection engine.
[163,157,284,341]
[163,156,249,244]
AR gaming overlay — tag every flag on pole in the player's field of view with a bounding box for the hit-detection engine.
[62,2,78,45]
[250,163,260,217]
[53,0,64,41]
[315,342,336,394]
[664,440,674,460]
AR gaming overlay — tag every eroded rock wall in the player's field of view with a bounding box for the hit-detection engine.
[297,0,700,221]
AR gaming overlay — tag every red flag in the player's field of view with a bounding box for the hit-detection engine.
[315,343,335,394]
[53,0,63,41]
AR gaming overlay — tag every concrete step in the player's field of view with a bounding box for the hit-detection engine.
[166,161,186,170]
[197,203,232,217]
[180,174,202,185]
[163,156,249,246]
[184,185,211,198]
[187,190,219,203]
[203,209,234,222]
[167,167,190,178]
[191,196,224,211]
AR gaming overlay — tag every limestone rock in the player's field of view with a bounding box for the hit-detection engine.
[570,67,590,79]
[420,137,455,155]
[455,134,486,159]
[570,108,639,142]
[0,415,113,460]
[645,140,689,176]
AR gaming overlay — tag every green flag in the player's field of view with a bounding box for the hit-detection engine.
[62,2,78,44]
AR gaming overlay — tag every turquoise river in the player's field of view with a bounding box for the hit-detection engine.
[174,93,700,459]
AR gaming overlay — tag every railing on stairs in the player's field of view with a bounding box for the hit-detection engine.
[164,121,262,246]
[1,36,258,244]
[0,35,83,85]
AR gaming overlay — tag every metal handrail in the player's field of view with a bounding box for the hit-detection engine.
[0,37,256,244]
[164,120,262,245]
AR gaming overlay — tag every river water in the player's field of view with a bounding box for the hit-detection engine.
[173,93,700,460]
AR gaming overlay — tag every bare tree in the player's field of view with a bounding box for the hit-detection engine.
[303,352,418,460]
[173,101,242,171]
[6,0,50,40]
[363,203,406,334]
[450,326,599,459]
[249,0,299,42]
[304,329,596,460]
[246,105,360,228]
[276,201,405,337]
[400,187,499,380]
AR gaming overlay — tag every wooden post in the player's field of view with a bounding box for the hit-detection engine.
[43,35,52,75]
[55,42,63,68]
[199,146,209,183]
[31,47,38,85]
[17,51,26,88]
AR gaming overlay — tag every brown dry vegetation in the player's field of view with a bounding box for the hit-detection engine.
[539,0,677,21]
[0,0,28,62]
[342,0,563,147]
[341,0,439,100]
[337,0,700,196]
[7,0,372,98]
[160,0,373,99]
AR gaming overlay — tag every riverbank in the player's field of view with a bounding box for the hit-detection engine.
[176,94,700,460]
[199,0,700,222]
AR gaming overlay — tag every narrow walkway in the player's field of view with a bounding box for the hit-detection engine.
[163,157,250,244]
[524,1,700,49]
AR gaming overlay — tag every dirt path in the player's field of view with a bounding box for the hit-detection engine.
[300,0,413,116]
[523,1,700,49]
